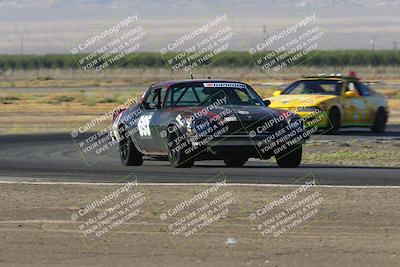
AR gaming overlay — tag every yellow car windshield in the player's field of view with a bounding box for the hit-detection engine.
[284,80,342,95]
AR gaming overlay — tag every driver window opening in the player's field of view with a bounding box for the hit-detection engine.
[346,82,360,96]
[144,88,166,109]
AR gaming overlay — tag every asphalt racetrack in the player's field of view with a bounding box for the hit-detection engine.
[0,125,399,186]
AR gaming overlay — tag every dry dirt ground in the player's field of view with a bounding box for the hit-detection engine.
[0,88,399,135]
[1,182,399,267]
[303,139,400,167]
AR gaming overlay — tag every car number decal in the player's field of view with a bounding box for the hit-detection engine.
[138,113,153,136]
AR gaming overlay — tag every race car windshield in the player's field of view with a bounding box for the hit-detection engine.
[283,80,342,95]
[166,84,264,107]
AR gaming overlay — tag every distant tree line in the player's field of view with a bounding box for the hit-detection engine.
[0,50,399,70]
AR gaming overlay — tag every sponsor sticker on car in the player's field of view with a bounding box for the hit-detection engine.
[203,82,247,89]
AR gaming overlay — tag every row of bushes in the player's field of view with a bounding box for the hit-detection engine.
[0,50,399,70]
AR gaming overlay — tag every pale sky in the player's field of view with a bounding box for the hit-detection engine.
[0,0,399,54]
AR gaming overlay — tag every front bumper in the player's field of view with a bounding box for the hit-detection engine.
[292,111,330,129]
[191,129,309,157]
[193,134,305,146]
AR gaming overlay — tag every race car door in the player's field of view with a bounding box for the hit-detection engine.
[136,87,166,154]
[342,81,369,124]
[355,82,376,124]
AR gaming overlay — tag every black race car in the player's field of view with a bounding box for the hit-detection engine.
[110,80,308,168]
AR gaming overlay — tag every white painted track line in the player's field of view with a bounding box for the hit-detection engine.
[1,177,400,188]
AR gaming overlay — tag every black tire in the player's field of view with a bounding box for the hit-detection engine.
[326,107,341,134]
[119,128,143,166]
[223,157,248,167]
[167,129,194,168]
[276,146,302,168]
[371,108,387,133]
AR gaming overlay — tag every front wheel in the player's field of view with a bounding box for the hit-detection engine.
[276,146,302,168]
[224,157,248,167]
[371,108,387,133]
[167,129,195,168]
[326,107,341,134]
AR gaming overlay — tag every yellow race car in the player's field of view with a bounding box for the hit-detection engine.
[267,74,388,134]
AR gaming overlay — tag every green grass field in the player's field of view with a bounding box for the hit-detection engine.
[0,50,400,71]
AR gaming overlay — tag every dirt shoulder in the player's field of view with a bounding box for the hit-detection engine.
[0,182,399,267]
[303,139,400,167]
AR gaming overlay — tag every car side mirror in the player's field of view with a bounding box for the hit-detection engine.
[345,91,357,98]
[148,103,161,109]
[272,90,282,96]
[263,99,271,106]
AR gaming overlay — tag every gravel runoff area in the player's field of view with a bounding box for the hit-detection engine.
[1,181,399,267]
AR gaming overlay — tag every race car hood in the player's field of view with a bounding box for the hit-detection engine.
[267,94,337,108]
[171,105,281,122]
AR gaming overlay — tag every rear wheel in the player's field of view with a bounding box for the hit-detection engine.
[167,129,195,168]
[276,146,302,168]
[119,128,143,166]
[223,157,248,167]
[371,108,387,133]
[326,107,341,134]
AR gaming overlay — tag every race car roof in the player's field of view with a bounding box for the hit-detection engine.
[150,79,248,88]
[302,75,360,82]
